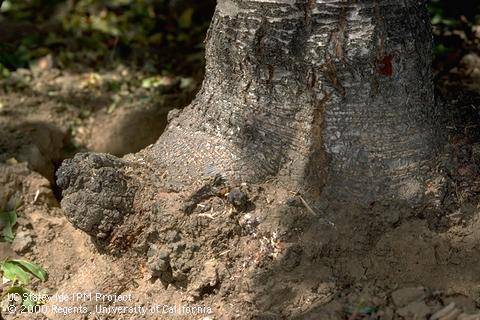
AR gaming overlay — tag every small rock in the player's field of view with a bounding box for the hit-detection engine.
[171,242,185,254]
[385,209,400,226]
[238,213,259,234]
[148,256,171,278]
[11,230,33,253]
[228,188,248,209]
[189,243,200,252]
[281,244,303,271]
[166,230,180,242]
[147,246,171,278]
[391,287,426,307]
[189,260,220,300]
[157,249,170,260]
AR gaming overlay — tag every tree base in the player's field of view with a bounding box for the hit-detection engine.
[53,151,480,319]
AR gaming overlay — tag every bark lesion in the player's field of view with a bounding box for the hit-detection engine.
[302,91,330,193]
[322,59,346,96]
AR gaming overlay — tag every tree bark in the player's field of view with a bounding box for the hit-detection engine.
[150,0,442,203]
[58,0,443,239]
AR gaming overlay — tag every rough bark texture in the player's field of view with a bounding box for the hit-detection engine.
[58,0,443,238]
[150,0,442,203]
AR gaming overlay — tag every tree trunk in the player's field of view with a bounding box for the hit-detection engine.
[151,0,442,203]
[57,0,443,239]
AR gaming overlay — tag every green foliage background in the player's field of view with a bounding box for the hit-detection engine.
[0,0,478,76]
[0,0,215,74]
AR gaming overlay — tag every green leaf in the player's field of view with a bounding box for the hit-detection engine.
[178,8,194,29]
[7,210,16,226]
[10,260,48,282]
[0,63,10,79]
[141,76,162,89]
[0,261,30,284]
[0,210,17,242]
[148,33,163,45]
[90,15,120,37]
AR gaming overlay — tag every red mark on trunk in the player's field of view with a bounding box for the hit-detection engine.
[378,55,393,77]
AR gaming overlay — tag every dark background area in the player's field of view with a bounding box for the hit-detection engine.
[0,0,216,77]
[0,0,478,78]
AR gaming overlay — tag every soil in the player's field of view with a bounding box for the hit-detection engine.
[2,55,480,320]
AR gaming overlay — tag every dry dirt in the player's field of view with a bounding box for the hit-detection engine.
[2,56,480,320]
